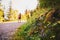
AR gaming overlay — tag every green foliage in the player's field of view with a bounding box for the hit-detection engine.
[39,0,60,9]
[12,8,60,40]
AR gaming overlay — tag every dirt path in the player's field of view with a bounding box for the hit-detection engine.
[0,22,25,40]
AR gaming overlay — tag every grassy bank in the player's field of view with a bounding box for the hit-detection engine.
[11,8,60,40]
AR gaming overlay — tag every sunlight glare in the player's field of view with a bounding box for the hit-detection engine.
[12,0,38,14]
